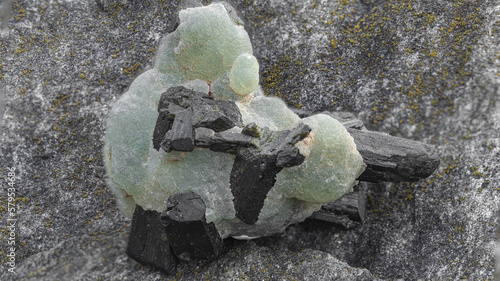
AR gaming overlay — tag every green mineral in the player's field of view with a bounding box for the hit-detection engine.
[228,54,260,96]
[274,114,365,203]
[103,2,366,239]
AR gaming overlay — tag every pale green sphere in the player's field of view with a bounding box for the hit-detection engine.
[274,114,366,203]
[229,54,260,96]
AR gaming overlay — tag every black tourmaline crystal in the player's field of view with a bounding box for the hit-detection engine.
[153,86,243,152]
[126,205,177,274]
[161,192,223,261]
[126,192,223,272]
[229,123,311,224]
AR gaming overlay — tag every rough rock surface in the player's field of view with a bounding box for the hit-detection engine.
[16,234,377,281]
[0,0,499,280]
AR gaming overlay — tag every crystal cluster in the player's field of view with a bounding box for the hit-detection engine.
[103,2,365,242]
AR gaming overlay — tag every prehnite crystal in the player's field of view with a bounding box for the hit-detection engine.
[103,2,366,239]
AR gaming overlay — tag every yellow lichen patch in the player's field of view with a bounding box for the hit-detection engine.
[123,62,141,76]
[262,53,306,105]
[52,94,70,108]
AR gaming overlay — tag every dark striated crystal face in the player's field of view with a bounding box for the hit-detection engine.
[153,86,310,224]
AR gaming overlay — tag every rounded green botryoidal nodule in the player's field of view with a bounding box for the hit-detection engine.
[274,114,366,204]
[170,3,253,84]
[229,54,260,96]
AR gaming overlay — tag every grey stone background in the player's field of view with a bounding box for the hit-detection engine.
[0,0,499,280]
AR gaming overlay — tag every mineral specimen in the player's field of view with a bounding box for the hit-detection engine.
[309,183,367,229]
[227,123,311,224]
[348,128,440,182]
[103,2,366,240]
[296,110,440,182]
[152,86,243,152]
[127,192,223,272]
[103,1,443,274]
[153,86,313,225]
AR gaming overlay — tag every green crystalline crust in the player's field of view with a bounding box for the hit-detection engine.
[274,114,365,203]
[154,3,257,99]
[103,3,365,239]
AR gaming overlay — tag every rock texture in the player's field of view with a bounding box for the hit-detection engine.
[1,0,499,280]
[16,234,378,281]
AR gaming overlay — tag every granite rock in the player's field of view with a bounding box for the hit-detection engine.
[16,234,378,281]
[1,0,499,280]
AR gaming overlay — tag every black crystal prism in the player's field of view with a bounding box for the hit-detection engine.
[161,192,223,261]
[153,86,242,152]
[126,205,177,274]
[229,123,311,224]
